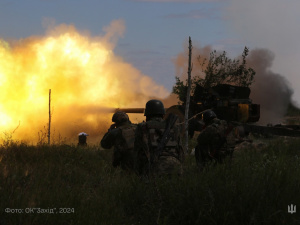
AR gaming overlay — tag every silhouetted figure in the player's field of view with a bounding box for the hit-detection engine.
[78,132,88,147]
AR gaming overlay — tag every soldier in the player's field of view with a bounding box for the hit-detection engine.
[78,132,88,147]
[134,99,184,176]
[101,111,137,171]
[195,110,236,170]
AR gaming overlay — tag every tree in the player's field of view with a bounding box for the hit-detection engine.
[172,47,256,103]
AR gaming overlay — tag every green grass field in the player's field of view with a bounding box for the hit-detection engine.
[0,137,300,225]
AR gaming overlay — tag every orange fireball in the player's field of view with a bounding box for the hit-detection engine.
[0,21,169,144]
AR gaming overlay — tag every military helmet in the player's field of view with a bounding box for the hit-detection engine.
[112,111,129,124]
[144,99,165,116]
[203,110,217,124]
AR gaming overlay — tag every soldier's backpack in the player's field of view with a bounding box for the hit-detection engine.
[115,124,137,170]
[144,115,180,164]
[119,124,136,151]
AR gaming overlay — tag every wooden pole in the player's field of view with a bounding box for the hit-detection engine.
[48,89,51,145]
[184,37,192,153]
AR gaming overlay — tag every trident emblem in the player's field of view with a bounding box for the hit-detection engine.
[288,204,296,214]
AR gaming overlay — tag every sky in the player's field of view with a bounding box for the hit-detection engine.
[1,0,299,98]
[0,0,299,142]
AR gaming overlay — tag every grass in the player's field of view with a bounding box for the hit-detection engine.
[0,137,300,225]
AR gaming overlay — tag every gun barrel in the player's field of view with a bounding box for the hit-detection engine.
[116,108,170,114]
[115,108,145,113]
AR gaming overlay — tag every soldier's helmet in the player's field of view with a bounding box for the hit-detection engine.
[112,111,129,124]
[203,110,217,124]
[144,99,165,116]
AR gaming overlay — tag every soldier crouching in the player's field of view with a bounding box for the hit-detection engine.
[100,111,137,172]
[195,110,235,170]
[134,99,184,177]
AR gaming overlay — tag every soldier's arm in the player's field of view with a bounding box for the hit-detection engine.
[100,128,120,149]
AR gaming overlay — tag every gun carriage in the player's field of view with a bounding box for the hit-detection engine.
[116,84,300,137]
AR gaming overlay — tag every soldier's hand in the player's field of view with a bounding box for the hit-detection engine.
[109,124,116,130]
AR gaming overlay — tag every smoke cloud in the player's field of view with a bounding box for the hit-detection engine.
[226,0,300,106]
[0,20,169,144]
[172,42,212,81]
[172,42,293,124]
[248,49,293,124]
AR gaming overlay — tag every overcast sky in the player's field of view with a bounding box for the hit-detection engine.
[1,0,299,104]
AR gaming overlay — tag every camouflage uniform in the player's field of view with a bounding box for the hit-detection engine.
[134,117,184,176]
[195,118,235,169]
[101,113,137,171]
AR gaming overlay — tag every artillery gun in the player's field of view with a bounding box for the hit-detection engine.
[116,84,300,137]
